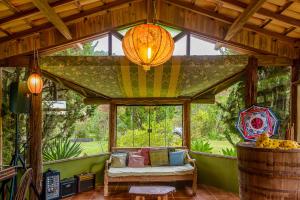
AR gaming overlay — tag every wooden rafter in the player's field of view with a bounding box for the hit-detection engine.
[0,0,75,26]
[0,0,33,30]
[42,70,110,99]
[192,69,246,99]
[32,0,72,40]
[0,0,140,43]
[224,0,266,41]
[163,0,296,44]
[220,0,300,28]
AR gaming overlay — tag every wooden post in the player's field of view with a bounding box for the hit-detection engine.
[29,59,43,200]
[186,32,191,56]
[0,69,2,169]
[245,56,258,107]
[183,101,191,149]
[108,32,112,56]
[109,103,116,152]
[291,59,300,141]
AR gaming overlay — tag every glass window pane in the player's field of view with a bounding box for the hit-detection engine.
[173,35,187,55]
[117,105,183,147]
[112,35,124,55]
[257,66,291,138]
[190,35,221,55]
[92,35,109,55]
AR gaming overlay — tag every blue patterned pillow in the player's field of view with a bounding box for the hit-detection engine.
[169,150,185,166]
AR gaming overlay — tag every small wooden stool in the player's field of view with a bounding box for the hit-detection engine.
[129,186,175,200]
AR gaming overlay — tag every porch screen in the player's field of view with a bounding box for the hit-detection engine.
[116,106,183,147]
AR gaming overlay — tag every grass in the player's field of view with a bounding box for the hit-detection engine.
[77,139,235,156]
[78,141,108,156]
[209,140,235,154]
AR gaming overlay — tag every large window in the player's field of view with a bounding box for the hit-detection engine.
[116,105,183,147]
[257,66,291,138]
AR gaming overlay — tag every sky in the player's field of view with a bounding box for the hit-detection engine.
[92,30,221,56]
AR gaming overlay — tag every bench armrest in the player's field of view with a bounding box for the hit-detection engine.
[105,157,112,170]
[186,152,196,168]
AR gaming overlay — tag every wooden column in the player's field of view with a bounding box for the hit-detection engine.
[0,69,2,169]
[291,59,300,141]
[109,103,116,152]
[29,59,43,199]
[183,101,191,149]
[245,56,258,107]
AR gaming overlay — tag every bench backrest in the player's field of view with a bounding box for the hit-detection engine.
[111,146,188,152]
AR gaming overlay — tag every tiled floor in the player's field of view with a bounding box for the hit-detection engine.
[65,184,239,200]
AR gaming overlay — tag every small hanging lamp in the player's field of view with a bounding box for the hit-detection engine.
[27,73,43,94]
[27,41,43,95]
[122,24,174,71]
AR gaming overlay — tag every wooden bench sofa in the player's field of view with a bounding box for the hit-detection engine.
[104,147,197,196]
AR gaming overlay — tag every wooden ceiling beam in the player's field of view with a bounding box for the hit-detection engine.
[224,0,266,41]
[163,0,296,44]
[32,0,72,40]
[220,0,300,28]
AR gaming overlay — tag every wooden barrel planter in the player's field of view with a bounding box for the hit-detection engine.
[237,142,300,200]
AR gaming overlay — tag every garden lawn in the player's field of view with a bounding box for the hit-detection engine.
[78,141,108,156]
[78,140,234,156]
[209,140,235,154]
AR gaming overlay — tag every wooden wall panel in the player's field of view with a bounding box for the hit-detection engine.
[0,1,147,59]
[158,2,300,59]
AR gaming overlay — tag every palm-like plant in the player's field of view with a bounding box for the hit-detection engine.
[43,138,82,161]
[221,147,237,157]
[191,139,213,153]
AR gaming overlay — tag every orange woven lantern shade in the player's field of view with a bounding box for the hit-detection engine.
[122,24,174,71]
[27,73,43,94]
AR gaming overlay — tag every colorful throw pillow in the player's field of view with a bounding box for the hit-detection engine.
[128,155,145,168]
[139,148,150,165]
[169,150,185,166]
[149,148,169,166]
[111,153,127,168]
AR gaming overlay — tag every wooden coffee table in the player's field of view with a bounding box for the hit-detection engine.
[129,186,175,200]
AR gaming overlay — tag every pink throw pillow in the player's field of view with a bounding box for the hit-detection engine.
[129,151,141,156]
[128,155,144,168]
[139,148,150,165]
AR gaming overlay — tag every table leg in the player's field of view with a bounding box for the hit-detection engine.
[135,196,145,200]
[157,195,168,200]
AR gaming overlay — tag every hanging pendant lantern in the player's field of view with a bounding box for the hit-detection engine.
[122,24,174,71]
[27,73,43,94]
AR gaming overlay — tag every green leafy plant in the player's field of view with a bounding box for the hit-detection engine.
[43,138,82,161]
[221,147,237,157]
[191,139,213,153]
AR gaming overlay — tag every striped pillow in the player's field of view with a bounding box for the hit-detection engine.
[149,148,169,166]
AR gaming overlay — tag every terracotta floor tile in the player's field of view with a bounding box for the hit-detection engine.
[63,185,239,200]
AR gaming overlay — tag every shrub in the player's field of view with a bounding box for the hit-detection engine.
[191,139,213,153]
[221,147,237,157]
[43,138,82,161]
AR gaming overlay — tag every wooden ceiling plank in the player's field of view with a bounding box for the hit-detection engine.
[1,0,33,29]
[0,0,140,43]
[221,0,300,28]
[32,0,72,40]
[0,0,76,26]
[224,0,266,41]
[1,0,20,13]
[164,0,296,44]
[276,1,294,14]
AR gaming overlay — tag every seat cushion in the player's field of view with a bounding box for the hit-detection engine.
[108,164,194,177]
